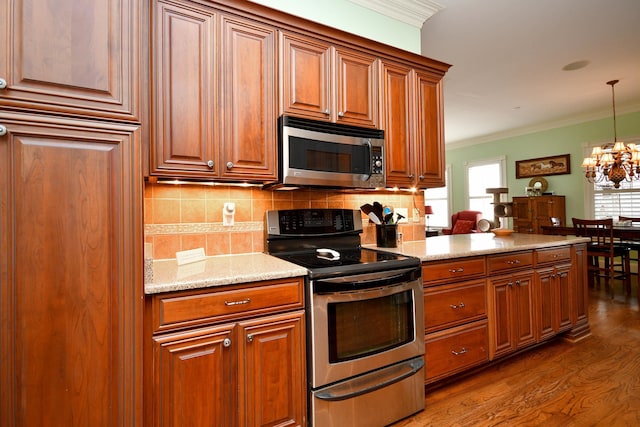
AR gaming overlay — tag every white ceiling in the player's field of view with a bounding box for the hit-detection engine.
[414,0,640,146]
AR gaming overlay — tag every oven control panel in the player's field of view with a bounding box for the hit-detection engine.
[265,209,363,236]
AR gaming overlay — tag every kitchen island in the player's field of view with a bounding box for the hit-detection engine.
[377,232,591,386]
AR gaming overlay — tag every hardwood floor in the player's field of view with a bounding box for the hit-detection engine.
[393,277,640,427]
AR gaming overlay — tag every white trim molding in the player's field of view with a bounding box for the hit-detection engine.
[348,0,444,28]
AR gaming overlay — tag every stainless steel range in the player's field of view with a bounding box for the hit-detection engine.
[265,208,425,427]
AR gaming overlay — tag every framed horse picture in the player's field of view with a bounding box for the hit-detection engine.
[515,154,571,178]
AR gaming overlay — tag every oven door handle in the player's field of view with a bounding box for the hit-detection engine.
[314,267,419,292]
[314,357,424,402]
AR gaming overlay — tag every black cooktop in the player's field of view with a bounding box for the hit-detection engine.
[273,247,419,279]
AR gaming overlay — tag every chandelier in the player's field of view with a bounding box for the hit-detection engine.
[582,80,640,188]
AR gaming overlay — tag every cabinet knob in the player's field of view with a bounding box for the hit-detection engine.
[338,111,344,117]
[0,78,6,89]
[223,338,231,348]
[247,334,254,343]
[226,161,234,170]
[0,125,6,136]
[324,109,330,115]
[206,160,214,168]
[409,174,414,179]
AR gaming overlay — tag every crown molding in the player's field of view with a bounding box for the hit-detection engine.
[348,0,444,28]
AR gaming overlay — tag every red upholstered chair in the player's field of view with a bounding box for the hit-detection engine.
[442,210,483,235]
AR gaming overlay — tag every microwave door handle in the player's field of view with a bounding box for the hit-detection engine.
[364,139,373,180]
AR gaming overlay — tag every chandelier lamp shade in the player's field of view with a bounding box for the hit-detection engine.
[582,80,640,188]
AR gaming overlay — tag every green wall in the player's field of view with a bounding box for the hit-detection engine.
[248,0,420,53]
[445,111,640,224]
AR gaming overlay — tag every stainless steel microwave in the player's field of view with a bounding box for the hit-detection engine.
[273,116,385,189]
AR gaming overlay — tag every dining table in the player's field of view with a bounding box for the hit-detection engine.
[541,224,640,241]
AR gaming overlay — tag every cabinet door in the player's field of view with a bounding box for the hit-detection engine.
[512,197,534,233]
[0,113,142,426]
[220,14,277,180]
[335,48,378,127]
[151,0,218,176]
[488,276,514,359]
[380,60,414,188]
[239,311,306,427]
[154,325,236,427]
[555,263,572,333]
[281,32,331,121]
[415,69,445,188]
[513,273,536,348]
[0,0,139,121]
[535,267,556,341]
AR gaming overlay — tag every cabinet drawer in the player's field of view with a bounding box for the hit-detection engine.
[422,257,486,285]
[151,278,304,333]
[535,246,571,265]
[488,251,533,273]
[424,280,486,332]
[425,321,488,382]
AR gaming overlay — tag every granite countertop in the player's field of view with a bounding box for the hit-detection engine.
[145,253,308,294]
[376,232,590,262]
[146,234,590,294]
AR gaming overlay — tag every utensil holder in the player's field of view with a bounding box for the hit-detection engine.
[376,224,398,248]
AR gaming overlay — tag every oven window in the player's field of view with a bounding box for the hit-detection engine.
[327,290,414,362]
[289,137,369,174]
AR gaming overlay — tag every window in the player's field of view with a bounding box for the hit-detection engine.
[424,165,451,228]
[465,157,506,225]
[584,137,640,219]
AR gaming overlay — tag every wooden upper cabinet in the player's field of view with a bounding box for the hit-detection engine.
[151,0,218,177]
[415,69,445,187]
[280,32,378,128]
[381,61,445,188]
[280,33,331,120]
[150,0,277,180]
[0,0,139,121]
[381,61,414,187]
[220,14,277,180]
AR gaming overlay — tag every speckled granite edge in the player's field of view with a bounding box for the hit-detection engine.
[145,252,308,294]
[371,233,591,261]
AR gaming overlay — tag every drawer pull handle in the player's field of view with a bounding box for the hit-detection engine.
[451,347,467,356]
[449,302,465,309]
[224,298,251,306]
[448,268,464,273]
[506,259,521,265]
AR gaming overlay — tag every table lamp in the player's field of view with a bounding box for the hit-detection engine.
[425,205,434,231]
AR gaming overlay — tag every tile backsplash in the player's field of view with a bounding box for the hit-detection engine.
[144,183,425,259]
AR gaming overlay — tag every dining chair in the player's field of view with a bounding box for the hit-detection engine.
[618,216,640,277]
[572,218,631,297]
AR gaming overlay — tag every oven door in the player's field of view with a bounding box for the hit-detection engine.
[308,267,424,389]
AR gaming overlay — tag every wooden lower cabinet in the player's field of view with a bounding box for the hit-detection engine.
[147,278,306,426]
[488,272,536,360]
[425,321,488,382]
[422,257,489,384]
[423,244,589,385]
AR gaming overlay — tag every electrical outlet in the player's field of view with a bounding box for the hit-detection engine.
[413,208,421,222]
[395,208,408,223]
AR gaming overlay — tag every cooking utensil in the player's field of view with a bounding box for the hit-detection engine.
[373,202,384,221]
[360,203,374,215]
[367,212,382,224]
